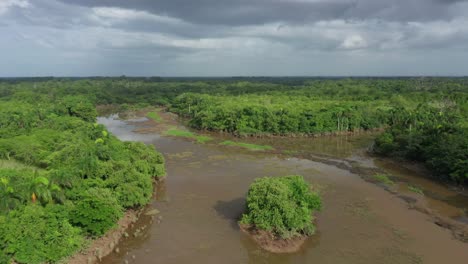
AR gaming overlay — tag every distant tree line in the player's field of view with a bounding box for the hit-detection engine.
[0,76,466,186]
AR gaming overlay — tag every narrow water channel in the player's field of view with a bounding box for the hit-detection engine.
[99,115,468,264]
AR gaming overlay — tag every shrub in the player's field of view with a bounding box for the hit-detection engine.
[125,142,166,178]
[113,168,153,208]
[240,175,322,238]
[0,215,11,264]
[59,95,97,122]
[374,132,396,154]
[70,188,122,236]
[0,204,83,264]
[115,180,153,208]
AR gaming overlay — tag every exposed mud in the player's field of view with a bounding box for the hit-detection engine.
[239,224,308,253]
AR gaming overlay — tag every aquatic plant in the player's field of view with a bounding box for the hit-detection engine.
[147,111,162,122]
[165,128,212,143]
[373,174,395,185]
[220,141,274,151]
[407,185,424,195]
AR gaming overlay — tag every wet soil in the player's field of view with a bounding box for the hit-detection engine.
[97,111,468,264]
[239,225,308,253]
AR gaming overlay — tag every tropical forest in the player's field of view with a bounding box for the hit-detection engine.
[0,77,466,263]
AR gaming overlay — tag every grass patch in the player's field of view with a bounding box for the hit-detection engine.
[165,129,212,143]
[407,185,424,195]
[220,140,274,151]
[373,174,394,185]
[0,159,42,171]
[147,111,162,122]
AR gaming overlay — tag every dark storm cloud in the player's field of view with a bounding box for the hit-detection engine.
[0,0,467,76]
[57,0,466,26]
[56,0,352,25]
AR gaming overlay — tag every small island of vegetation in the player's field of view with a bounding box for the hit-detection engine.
[239,175,322,253]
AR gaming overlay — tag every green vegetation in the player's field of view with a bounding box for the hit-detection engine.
[172,93,388,136]
[283,150,299,155]
[373,174,395,185]
[147,111,162,122]
[0,94,165,263]
[165,128,212,143]
[0,159,41,170]
[220,140,274,151]
[407,185,424,195]
[373,104,467,185]
[240,175,322,239]
[0,76,466,261]
[70,188,123,236]
[0,204,83,264]
[0,77,466,185]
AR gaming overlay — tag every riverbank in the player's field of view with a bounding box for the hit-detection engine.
[97,104,385,138]
[239,224,308,253]
[67,210,140,264]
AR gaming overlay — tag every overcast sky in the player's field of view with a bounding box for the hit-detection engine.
[1,0,467,76]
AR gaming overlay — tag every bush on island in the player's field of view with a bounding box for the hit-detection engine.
[240,175,322,239]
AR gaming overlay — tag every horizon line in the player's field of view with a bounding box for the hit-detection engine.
[1,75,468,79]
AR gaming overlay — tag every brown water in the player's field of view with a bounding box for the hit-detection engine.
[99,115,468,264]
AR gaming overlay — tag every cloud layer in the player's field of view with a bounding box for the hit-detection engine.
[1,0,467,76]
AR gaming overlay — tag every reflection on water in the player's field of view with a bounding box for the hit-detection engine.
[99,115,468,264]
[97,115,161,142]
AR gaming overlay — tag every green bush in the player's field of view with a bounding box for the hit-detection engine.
[70,188,123,236]
[0,216,11,264]
[0,204,83,264]
[240,175,322,238]
[112,169,153,208]
[125,142,166,178]
[59,95,97,122]
[374,132,396,154]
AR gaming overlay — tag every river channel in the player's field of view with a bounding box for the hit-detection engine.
[98,113,468,264]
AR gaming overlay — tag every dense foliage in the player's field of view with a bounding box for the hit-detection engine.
[0,204,83,264]
[374,104,468,184]
[171,93,388,135]
[70,188,123,236]
[0,93,165,263]
[1,77,467,186]
[240,175,322,238]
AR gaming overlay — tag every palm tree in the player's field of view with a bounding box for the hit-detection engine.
[29,176,62,205]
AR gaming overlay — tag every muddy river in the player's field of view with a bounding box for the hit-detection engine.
[98,114,467,264]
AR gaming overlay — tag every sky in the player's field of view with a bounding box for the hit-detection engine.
[0,0,467,76]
